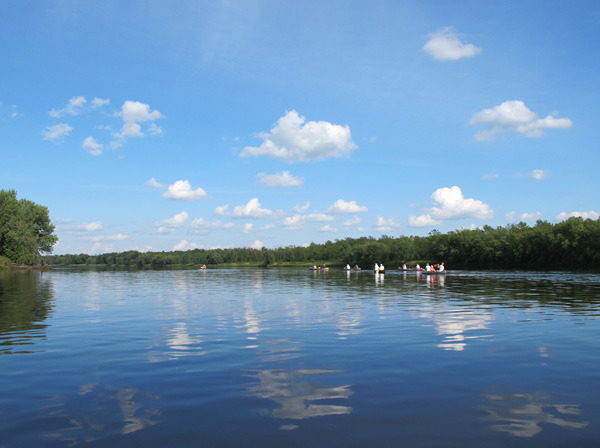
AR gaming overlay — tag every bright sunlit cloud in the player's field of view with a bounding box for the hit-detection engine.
[470,100,572,141]
[375,216,400,232]
[257,171,304,187]
[114,100,164,140]
[326,199,368,214]
[190,218,234,233]
[162,180,207,201]
[241,110,357,162]
[231,198,274,218]
[156,211,188,233]
[409,186,493,227]
[505,211,543,222]
[557,210,600,221]
[424,27,482,61]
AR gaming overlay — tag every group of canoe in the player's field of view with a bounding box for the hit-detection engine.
[314,262,446,274]
[399,262,446,274]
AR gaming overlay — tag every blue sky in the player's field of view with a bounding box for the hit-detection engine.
[2,0,599,254]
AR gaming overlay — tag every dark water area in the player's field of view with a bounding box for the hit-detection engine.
[1,268,599,447]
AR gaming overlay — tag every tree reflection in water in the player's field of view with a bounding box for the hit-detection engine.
[481,391,588,437]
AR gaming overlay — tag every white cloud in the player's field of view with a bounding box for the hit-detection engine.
[293,201,311,213]
[162,180,207,201]
[326,199,368,214]
[343,216,361,227]
[174,239,200,251]
[302,212,335,222]
[156,211,188,233]
[408,214,442,228]
[424,27,482,61]
[282,214,303,230]
[241,223,254,234]
[81,221,103,231]
[190,218,234,234]
[113,100,164,140]
[49,96,87,117]
[241,110,357,162]
[483,173,499,180]
[146,177,166,188]
[214,205,229,216]
[530,169,547,180]
[82,136,103,156]
[42,123,73,141]
[317,225,338,232]
[506,211,543,222]
[409,186,493,227]
[92,97,110,109]
[232,198,274,218]
[80,233,129,242]
[250,240,264,250]
[557,210,600,221]
[375,216,400,232]
[470,100,572,141]
[257,171,304,187]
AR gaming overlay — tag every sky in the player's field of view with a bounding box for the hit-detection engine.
[1,0,599,255]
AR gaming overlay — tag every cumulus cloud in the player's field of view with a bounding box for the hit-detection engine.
[190,218,234,234]
[318,225,338,232]
[424,27,482,61]
[557,210,600,221]
[343,216,361,227]
[49,96,87,117]
[232,198,274,218]
[326,199,368,214]
[302,212,335,222]
[505,211,543,222]
[214,205,229,216]
[156,211,188,233]
[146,178,166,188]
[114,100,164,140]
[162,180,207,201]
[82,136,103,156]
[42,123,73,141]
[241,110,357,162]
[375,216,400,232]
[81,221,103,231]
[257,171,304,187]
[293,201,311,213]
[250,240,264,250]
[241,223,254,234]
[174,240,200,251]
[282,214,303,230]
[92,97,110,109]
[530,169,547,180]
[408,214,442,228]
[409,186,493,227]
[470,100,572,141]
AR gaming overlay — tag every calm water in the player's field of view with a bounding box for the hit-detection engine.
[1,268,599,447]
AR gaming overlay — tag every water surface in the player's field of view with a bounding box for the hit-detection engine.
[1,268,599,447]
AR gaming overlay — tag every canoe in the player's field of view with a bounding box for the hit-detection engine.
[420,270,446,275]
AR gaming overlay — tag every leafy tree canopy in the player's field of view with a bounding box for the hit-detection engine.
[0,189,58,265]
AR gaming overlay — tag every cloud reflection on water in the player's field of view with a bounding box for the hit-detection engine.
[481,391,588,437]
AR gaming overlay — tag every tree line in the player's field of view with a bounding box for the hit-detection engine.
[44,217,600,269]
[0,190,57,266]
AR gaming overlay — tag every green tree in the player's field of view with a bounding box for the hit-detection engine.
[0,190,58,265]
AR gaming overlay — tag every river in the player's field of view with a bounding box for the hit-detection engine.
[1,268,599,447]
